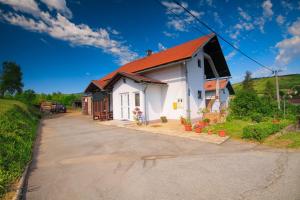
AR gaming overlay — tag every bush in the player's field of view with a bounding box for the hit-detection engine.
[242,120,291,141]
[250,113,263,123]
[0,102,39,197]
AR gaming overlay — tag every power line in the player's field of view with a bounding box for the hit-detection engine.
[171,0,274,72]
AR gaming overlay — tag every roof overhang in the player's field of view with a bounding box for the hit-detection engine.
[204,36,231,79]
[84,80,103,93]
[104,72,167,90]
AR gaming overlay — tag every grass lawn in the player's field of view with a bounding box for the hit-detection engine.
[205,119,299,149]
[204,119,252,139]
[264,132,300,149]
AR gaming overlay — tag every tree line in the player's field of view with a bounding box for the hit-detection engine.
[0,61,81,106]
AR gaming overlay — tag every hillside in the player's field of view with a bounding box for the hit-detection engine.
[0,99,40,197]
[232,74,300,94]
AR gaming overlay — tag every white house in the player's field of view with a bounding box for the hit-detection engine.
[84,33,234,122]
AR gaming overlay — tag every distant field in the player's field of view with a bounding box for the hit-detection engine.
[232,74,300,94]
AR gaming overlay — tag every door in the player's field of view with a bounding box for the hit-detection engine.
[120,93,130,120]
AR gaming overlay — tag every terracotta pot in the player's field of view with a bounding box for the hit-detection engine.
[180,118,185,125]
[218,130,226,137]
[194,127,202,133]
[198,121,206,127]
[204,122,209,126]
[207,130,213,135]
[272,119,280,124]
[184,125,192,131]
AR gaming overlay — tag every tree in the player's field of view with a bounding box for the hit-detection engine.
[16,89,37,105]
[242,71,254,91]
[264,80,275,99]
[0,61,23,97]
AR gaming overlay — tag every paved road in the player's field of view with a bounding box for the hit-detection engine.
[24,113,300,200]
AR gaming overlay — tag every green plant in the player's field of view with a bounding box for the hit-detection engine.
[242,120,291,142]
[0,99,40,197]
[160,116,168,123]
[203,118,210,123]
[185,118,192,126]
[197,108,209,115]
[250,112,263,123]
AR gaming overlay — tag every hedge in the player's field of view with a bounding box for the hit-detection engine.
[242,120,291,141]
[0,102,40,197]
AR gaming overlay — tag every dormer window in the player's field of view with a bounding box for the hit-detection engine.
[198,59,201,68]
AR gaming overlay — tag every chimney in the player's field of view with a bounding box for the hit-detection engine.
[146,49,152,56]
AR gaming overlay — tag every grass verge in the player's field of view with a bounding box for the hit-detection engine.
[0,99,40,198]
[265,132,300,149]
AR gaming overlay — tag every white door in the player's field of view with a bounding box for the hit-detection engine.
[120,93,130,120]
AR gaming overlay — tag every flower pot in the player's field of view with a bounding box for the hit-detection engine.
[180,118,185,125]
[207,130,213,135]
[204,122,209,126]
[194,127,202,133]
[184,125,192,131]
[272,119,280,124]
[198,121,206,127]
[218,130,226,137]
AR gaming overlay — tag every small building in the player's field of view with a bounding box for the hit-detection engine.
[84,33,234,122]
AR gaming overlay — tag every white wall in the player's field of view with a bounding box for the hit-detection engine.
[112,78,145,121]
[145,84,162,121]
[186,50,206,119]
[143,63,186,120]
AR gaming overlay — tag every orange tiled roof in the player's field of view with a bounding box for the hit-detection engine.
[204,79,228,91]
[95,33,214,88]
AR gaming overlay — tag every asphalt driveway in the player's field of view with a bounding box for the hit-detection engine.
[24,113,300,200]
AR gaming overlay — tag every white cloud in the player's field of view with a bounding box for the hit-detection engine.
[225,50,237,61]
[40,0,72,18]
[0,2,138,65]
[237,7,251,21]
[199,0,214,7]
[275,18,300,66]
[262,0,273,18]
[163,31,177,38]
[276,15,285,26]
[213,12,223,27]
[161,1,203,32]
[0,0,40,15]
[158,42,166,51]
[253,67,273,78]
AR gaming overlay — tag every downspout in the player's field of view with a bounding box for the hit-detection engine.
[143,84,148,124]
[184,61,191,119]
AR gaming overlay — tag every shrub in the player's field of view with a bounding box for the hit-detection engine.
[250,113,263,123]
[242,120,291,141]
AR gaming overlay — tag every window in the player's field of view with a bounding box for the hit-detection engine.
[198,90,202,99]
[222,89,225,94]
[135,93,140,107]
[197,59,201,68]
[123,78,126,83]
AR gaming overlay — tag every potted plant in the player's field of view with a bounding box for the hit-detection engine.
[132,107,143,126]
[160,116,168,123]
[218,130,226,137]
[184,118,192,131]
[193,124,202,134]
[180,116,186,125]
[203,118,210,126]
[207,129,213,135]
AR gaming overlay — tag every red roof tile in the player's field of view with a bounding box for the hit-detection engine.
[204,79,228,91]
[98,34,214,85]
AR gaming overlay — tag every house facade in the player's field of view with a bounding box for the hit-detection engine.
[84,33,234,122]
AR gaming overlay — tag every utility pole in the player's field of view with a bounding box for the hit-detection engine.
[274,70,281,110]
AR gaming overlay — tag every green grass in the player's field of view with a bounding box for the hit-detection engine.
[0,99,29,114]
[265,132,300,148]
[204,119,252,139]
[233,74,300,94]
[0,99,40,197]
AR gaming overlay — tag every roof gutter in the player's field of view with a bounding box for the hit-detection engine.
[136,58,191,74]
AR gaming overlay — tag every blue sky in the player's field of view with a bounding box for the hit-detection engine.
[0,0,299,94]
